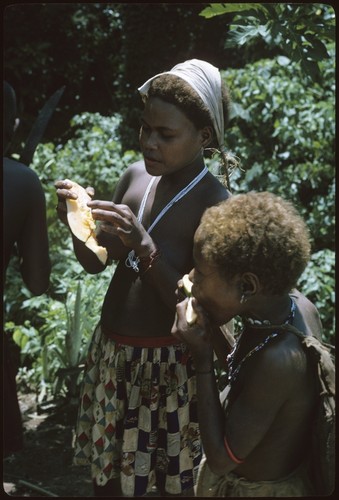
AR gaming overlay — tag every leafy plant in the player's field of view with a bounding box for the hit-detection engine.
[209,50,335,343]
[4,56,335,402]
[31,112,141,200]
[200,3,335,82]
[221,49,335,252]
[298,250,335,345]
[4,112,133,400]
[7,267,112,401]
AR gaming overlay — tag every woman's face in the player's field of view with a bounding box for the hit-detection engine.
[190,241,242,326]
[139,97,205,176]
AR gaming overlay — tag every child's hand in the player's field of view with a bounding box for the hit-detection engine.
[171,293,214,366]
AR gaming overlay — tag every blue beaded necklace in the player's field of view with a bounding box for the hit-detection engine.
[227,299,296,385]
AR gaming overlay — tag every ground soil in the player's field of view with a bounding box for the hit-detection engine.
[3,392,93,498]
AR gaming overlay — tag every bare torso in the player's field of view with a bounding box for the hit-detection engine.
[3,157,50,294]
[224,294,320,479]
[99,160,229,337]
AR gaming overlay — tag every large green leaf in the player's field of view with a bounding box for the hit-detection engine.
[200,3,267,18]
[226,24,270,47]
[65,281,83,367]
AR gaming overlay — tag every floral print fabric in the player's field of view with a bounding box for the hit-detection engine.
[73,325,201,496]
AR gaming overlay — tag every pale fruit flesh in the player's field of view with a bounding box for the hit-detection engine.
[65,179,108,265]
[182,274,197,325]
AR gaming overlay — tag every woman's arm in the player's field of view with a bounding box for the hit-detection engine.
[18,173,51,294]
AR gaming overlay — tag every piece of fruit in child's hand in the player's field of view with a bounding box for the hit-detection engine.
[182,273,193,296]
[182,274,197,325]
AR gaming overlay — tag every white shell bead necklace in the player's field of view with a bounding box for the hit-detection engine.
[125,166,208,272]
[227,298,296,385]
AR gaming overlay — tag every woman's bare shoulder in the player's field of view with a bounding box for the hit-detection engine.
[124,159,147,178]
[112,160,149,203]
[201,171,231,203]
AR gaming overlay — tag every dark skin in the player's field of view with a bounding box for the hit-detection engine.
[171,233,321,482]
[4,157,51,294]
[55,98,229,338]
[4,111,51,456]
[55,97,230,496]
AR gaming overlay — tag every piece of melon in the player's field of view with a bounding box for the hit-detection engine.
[84,235,108,265]
[65,179,108,265]
[186,297,197,325]
[182,274,197,325]
[182,273,193,296]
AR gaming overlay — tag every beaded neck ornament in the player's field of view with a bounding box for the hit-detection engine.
[125,166,208,272]
[227,298,296,386]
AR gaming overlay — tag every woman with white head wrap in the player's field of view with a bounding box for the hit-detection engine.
[139,58,239,190]
[57,59,233,497]
[139,59,225,150]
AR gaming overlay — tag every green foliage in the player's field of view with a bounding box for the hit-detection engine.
[27,112,141,265]
[4,35,335,400]
[4,3,232,152]
[298,250,335,344]
[222,49,335,252]
[6,263,113,400]
[200,3,335,81]
[4,112,140,401]
[200,3,268,19]
[214,50,335,344]
[65,281,83,368]
[32,112,141,200]
[4,3,123,148]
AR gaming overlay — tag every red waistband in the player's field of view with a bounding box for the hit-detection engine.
[102,329,181,347]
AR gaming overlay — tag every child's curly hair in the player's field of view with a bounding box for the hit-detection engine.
[196,191,311,294]
[146,74,231,148]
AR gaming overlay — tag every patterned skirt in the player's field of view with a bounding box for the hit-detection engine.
[73,325,202,496]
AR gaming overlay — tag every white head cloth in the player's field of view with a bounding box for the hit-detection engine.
[138,59,225,148]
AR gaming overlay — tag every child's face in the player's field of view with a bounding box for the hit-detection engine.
[190,243,241,326]
[139,97,205,176]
